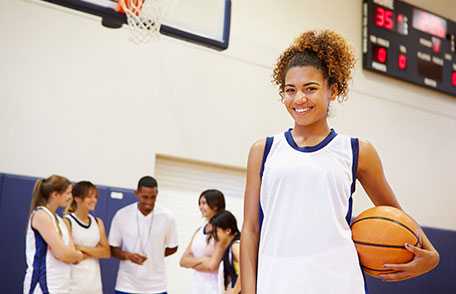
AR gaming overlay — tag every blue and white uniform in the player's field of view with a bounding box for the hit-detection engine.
[23,206,71,294]
[257,129,366,294]
[66,213,103,294]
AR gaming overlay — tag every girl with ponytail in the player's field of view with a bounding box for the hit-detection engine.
[64,181,110,294]
[210,211,241,294]
[23,175,84,294]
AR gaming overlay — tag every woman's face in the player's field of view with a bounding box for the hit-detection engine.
[215,227,232,242]
[199,196,217,220]
[282,65,336,127]
[55,185,73,208]
[76,188,98,212]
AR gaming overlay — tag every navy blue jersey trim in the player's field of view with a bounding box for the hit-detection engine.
[30,227,49,293]
[68,213,92,229]
[260,137,274,178]
[346,138,359,225]
[350,138,360,194]
[285,128,337,153]
[259,136,273,230]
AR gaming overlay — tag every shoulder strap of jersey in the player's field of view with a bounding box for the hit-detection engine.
[260,136,274,178]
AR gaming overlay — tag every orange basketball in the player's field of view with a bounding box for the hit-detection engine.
[351,206,421,277]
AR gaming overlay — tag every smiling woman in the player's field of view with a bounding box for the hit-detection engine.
[179,189,226,294]
[240,30,440,294]
[24,175,84,294]
[64,181,110,294]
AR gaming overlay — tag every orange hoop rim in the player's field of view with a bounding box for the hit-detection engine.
[116,0,144,14]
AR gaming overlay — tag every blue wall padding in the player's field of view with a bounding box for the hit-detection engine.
[0,172,454,293]
[0,174,38,294]
[100,186,136,294]
[0,173,4,209]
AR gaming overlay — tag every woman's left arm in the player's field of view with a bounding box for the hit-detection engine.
[357,140,439,281]
[76,218,111,259]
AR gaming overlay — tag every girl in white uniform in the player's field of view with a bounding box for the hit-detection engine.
[179,189,227,294]
[209,211,241,294]
[23,175,84,294]
[64,181,110,294]
[240,30,440,294]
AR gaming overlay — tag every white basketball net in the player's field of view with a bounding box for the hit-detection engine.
[119,0,165,44]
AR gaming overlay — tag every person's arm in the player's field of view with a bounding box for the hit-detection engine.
[110,246,146,264]
[192,239,229,272]
[164,214,178,257]
[63,217,90,262]
[108,212,146,265]
[33,211,83,264]
[357,140,440,281]
[76,218,111,259]
[179,227,226,272]
[179,229,203,268]
[62,217,75,249]
[240,139,264,294]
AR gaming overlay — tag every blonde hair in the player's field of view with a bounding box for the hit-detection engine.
[30,175,71,216]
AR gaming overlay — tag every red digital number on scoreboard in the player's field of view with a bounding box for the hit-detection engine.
[375,6,394,30]
[374,46,388,63]
[398,54,407,70]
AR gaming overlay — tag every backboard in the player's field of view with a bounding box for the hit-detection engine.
[37,0,231,50]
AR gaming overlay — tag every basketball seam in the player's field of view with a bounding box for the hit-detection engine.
[351,216,420,246]
[362,265,397,272]
[353,240,419,248]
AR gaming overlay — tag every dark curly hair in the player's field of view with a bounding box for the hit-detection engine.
[272,30,355,101]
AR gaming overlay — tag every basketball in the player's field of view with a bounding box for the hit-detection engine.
[351,206,421,277]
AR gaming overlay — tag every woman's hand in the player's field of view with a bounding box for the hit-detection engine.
[72,250,85,264]
[379,243,440,282]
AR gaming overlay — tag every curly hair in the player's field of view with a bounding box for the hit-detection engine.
[272,30,355,101]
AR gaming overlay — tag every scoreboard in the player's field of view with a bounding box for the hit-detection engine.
[362,0,456,96]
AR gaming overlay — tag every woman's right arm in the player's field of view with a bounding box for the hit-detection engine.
[240,139,265,294]
[192,239,229,272]
[76,218,111,259]
[180,228,229,272]
[32,211,83,264]
[179,229,201,268]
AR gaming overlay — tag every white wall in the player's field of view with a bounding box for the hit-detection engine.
[1,0,455,230]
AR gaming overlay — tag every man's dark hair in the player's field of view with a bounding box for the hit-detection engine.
[137,176,158,190]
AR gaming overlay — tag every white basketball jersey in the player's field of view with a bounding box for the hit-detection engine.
[191,224,219,294]
[23,206,71,294]
[257,129,366,294]
[66,213,102,294]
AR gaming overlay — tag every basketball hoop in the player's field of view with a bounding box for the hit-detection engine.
[116,0,165,44]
